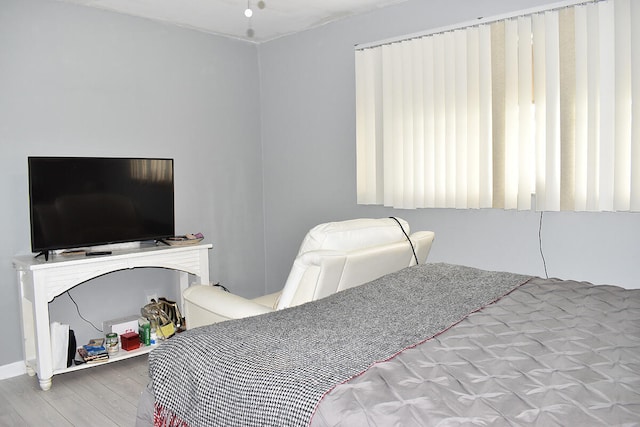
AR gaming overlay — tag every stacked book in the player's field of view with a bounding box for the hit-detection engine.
[77,338,109,364]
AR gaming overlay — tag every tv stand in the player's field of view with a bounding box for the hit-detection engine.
[34,251,49,261]
[13,243,212,391]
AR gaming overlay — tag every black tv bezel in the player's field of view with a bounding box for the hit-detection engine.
[27,156,176,256]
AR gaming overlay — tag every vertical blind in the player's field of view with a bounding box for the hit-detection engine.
[355,0,640,211]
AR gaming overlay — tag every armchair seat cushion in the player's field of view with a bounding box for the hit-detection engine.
[183,286,275,325]
[251,291,281,309]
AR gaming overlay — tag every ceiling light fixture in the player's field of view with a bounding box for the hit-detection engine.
[244,0,265,39]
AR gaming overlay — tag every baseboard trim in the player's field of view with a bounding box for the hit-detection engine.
[0,360,27,380]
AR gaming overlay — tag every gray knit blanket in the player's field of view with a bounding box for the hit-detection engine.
[149,263,531,427]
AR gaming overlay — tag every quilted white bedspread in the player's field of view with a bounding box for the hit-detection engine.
[311,277,640,426]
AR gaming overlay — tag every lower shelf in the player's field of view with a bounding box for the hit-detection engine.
[52,343,158,375]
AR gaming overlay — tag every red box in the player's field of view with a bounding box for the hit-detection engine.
[120,332,140,351]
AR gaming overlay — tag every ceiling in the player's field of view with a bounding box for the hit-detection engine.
[56,0,410,43]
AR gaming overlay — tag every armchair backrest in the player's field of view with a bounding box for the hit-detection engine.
[276,218,435,309]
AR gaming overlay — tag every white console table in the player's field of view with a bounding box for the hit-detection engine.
[13,243,212,391]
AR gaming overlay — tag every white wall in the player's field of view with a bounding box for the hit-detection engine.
[0,0,265,367]
[257,0,640,293]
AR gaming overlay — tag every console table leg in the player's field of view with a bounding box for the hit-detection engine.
[178,271,189,311]
[26,365,36,377]
[39,376,52,391]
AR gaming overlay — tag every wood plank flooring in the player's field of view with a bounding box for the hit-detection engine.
[0,355,149,427]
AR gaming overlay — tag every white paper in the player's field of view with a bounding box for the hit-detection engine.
[50,321,70,371]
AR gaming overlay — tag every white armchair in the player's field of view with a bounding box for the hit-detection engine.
[183,218,435,328]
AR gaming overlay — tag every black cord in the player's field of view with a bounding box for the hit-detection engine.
[67,291,103,332]
[213,282,229,292]
[538,211,549,279]
[389,217,419,265]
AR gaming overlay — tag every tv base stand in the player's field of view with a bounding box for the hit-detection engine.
[13,243,212,390]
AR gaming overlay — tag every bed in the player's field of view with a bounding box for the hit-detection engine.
[137,263,640,426]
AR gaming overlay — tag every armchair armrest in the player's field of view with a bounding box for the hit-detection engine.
[409,230,435,264]
[183,285,274,328]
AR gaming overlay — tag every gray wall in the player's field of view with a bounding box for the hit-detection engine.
[258,0,640,294]
[1,0,639,372]
[0,0,265,367]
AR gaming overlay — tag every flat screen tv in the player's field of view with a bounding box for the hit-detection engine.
[28,157,175,259]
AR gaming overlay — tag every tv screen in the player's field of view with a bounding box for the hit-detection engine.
[28,157,175,255]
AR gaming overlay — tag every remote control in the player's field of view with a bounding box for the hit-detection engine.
[86,251,112,256]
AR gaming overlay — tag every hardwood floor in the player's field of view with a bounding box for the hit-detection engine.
[0,355,150,427]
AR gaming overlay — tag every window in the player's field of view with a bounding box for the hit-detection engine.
[355,0,640,211]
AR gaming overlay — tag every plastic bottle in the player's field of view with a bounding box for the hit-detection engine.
[150,320,157,345]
